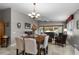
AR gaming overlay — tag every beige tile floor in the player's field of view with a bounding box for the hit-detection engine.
[48,41,75,55]
[0,41,75,55]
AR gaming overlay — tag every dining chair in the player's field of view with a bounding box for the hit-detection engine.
[55,34,67,47]
[15,37,24,55]
[24,38,37,55]
[40,35,49,55]
[22,34,28,37]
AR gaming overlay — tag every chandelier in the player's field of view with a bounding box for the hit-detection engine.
[28,3,40,19]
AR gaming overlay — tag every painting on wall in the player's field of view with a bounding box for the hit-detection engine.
[76,20,79,29]
[25,23,31,29]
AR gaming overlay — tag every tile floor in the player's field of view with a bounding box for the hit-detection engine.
[48,41,75,55]
[0,41,75,55]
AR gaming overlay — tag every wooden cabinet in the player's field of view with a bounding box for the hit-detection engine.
[0,21,5,45]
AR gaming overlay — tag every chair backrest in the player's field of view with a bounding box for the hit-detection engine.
[59,33,63,37]
[24,38,37,54]
[15,37,24,51]
[61,35,67,44]
[22,34,28,37]
[62,35,67,41]
[44,35,49,48]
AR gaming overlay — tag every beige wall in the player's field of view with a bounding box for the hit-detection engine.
[67,10,79,50]
[11,9,37,44]
[0,11,2,19]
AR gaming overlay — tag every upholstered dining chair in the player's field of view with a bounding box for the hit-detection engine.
[40,35,49,55]
[55,34,67,47]
[15,37,24,55]
[24,38,37,55]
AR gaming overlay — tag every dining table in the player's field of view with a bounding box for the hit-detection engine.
[21,34,46,55]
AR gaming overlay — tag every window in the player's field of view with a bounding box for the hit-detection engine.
[39,25,63,33]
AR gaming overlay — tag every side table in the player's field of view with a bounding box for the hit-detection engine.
[1,36,9,47]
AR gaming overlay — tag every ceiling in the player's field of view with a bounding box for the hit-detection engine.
[0,3,79,21]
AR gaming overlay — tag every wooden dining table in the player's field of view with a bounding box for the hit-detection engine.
[21,34,46,55]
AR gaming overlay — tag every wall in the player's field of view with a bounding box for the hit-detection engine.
[11,9,36,44]
[0,11,2,19]
[67,10,79,50]
[0,8,37,45]
[2,8,11,41]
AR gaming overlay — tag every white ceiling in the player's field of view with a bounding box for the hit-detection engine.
[0,3,79,21]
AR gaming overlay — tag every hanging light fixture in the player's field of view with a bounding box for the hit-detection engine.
[28,3,40,19]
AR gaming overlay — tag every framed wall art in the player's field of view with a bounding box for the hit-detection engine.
[76,20,79,29]
[25,23,31,29]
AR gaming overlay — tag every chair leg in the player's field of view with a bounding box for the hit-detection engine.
[16,49,19,55]
[55,42,56,44]
[46,46,48,54]
[44,49,45,55]
[40,48,42,55]
[22,50,25,55]
[25,53,28,55]
[43,49,47,55]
